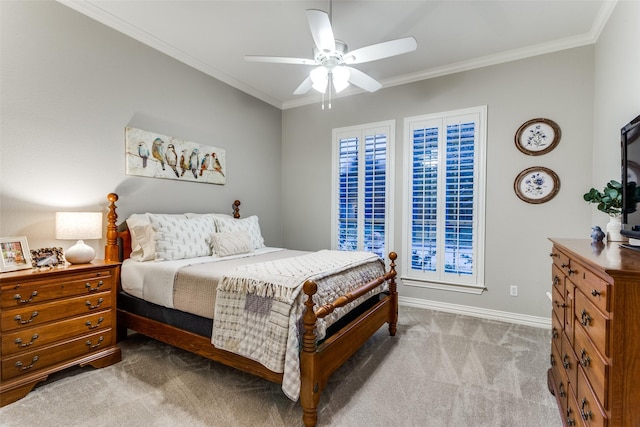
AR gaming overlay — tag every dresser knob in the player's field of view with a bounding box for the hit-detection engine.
[591,289,601,297]
[85,280,104,292]
[85,298,104,309]
[13,290,38,304]
[558,382,566,398]
[15,355,39,371]
[580,349,591,367]
[552,276,560,287]
[14,334,39,348]
[552,327,559,339]
[14,311,38,325]
[567,268,576,275]
[581,309,592,326]
[562,353,571,369]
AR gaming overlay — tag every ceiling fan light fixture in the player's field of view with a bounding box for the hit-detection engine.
[331,66,350,93]
[310,66,328,93]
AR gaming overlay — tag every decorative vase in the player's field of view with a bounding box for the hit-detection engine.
[606,215,628,243]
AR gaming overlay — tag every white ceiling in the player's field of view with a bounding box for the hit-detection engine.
[59,0,615,109]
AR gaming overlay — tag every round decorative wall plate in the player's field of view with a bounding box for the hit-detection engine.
[514,166,560,204]
[514,118,561,156]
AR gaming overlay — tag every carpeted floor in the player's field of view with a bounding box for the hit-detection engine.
[0,306,561,426]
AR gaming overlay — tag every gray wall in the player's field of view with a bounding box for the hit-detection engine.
[282,47,595,319]
[0,1,283,256]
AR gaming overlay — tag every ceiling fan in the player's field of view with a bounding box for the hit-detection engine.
[245,6,417,108]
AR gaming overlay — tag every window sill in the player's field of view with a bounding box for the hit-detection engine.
[401,276,486,295]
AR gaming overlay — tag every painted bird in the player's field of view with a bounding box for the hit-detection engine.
[212,152,225,177]
[151,138,165,170]
[137,142,149,168]
[180,149,189,176]
[165,143,179,177]
[200,153,210,176]
[591,226,605,243]
[189,148,200,179]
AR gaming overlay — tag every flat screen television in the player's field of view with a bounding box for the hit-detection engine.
[621,113,640,245]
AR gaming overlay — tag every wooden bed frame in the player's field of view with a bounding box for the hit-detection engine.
[104,193,398,427]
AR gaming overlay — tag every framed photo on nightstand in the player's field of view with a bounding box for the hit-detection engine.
[0,236,33,272]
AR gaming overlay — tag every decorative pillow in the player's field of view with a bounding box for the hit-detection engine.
[214,215,265,250]
[148,214,216,261]
[126,213,187,262]
[210,232,253,257]
[185,212,233,220]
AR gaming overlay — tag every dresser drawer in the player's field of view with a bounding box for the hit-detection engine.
[574,290,610,357]
[551,248,571,272]
[552,284,566,326]
[1,328,113,381]
[577,368,608,427]
[552,264,564,295]
[1,310,111,357]
[562,260,609,314]
[1,291,111,332]
[566,384,581,427]
[1,271,113,308]
[574,323,608,410]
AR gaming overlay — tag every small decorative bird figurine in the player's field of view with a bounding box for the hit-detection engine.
[180,149,189,176]
[189,148,200,179]
[591,226,605,243]
[151,138,165,170]
[200,153,210,176]
[212,152,225,177]
[137,142,149,168]
[165,144,179,177]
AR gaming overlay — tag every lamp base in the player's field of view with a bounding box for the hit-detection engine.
[65,240,96,264]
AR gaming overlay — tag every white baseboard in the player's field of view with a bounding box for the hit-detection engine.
[398,296,551,329]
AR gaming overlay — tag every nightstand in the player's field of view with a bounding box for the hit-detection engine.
[0,261,122,406]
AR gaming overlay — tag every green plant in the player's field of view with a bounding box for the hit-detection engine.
[583,180,624,217]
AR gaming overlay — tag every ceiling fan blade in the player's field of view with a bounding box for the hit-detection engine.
[344,67,382,92]
[344,37,417,64]
[293,76,314,95]
[306,9,335,53]
[244,55,316,65]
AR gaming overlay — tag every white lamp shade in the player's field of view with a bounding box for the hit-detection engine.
[310,66,328,93]
[56,212,102,264]
[332,66,350,93]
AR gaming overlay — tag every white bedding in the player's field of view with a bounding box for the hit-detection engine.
[120,247,288,310]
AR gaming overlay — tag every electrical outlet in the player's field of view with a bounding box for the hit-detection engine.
[510,285,518,297]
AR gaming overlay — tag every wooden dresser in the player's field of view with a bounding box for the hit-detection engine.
[548,239,640,427]
[0,261,122,406]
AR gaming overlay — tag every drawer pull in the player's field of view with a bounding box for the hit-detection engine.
[566,407,576,426]
[580,398,593,420]
[86,336,104,349]
[13,291,38,304]
[553,300,568,309]
[558,382,566,398]
[550,353,556,366]
[562,353,571,369]
[85,298,104,310]
[552,276,559,287]
[14,334,39,348]
[549,252,559,258]
[15,355,39,371]
[567,268,576,275]
[591,289,601,297]
[580,309,592,326]
[85,280,104,292]
[86,317,104,329]
[561,263,569,269]
[14,311,38,325]
[580,349,591,367]
[552,327,559,339]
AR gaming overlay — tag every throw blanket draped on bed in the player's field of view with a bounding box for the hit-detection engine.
[212,249,385,400]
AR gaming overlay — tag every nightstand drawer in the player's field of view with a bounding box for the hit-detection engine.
[1,328,113,381]
[1,310,111,357]
[1,271,113,308]
[1,291,111,332]
[574,290,609,357]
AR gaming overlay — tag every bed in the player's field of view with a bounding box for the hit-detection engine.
[104,193,398,427]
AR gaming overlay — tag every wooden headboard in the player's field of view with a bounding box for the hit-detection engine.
[104,192,241,263]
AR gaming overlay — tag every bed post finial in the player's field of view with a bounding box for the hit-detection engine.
[233,200,241,219]
[105,193,119,262]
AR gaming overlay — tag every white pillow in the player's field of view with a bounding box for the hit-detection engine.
[185,212,233,220]
[126,213,186,262]
[210,232,253,257]
[214,215,265,250]
[148,214,216,261]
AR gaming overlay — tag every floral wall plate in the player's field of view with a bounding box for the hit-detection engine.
[514,167,560,204]
[515,118,561,155]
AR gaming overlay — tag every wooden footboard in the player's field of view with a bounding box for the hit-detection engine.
[105,193,398,427]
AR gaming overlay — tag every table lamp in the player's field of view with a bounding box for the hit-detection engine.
[55,212,102,264]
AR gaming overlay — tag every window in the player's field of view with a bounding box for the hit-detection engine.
[332,121,394,259]
[402,106,486,293]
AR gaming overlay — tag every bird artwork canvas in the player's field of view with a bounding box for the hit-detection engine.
[125,127,226,185]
